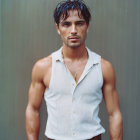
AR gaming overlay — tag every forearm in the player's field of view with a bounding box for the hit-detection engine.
[25,106,40,140]
[109,111,123,140]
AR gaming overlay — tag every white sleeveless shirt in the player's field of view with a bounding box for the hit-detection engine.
[44,47,105,140]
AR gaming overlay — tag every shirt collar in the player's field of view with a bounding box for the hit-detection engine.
[54,46,100,65]
[54,47,64,63]
[86,47,100,65]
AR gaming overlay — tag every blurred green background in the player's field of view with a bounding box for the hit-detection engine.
[0,0,140,139]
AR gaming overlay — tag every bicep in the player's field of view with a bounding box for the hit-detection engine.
[102,84,120,116]
[27,61,46,111]
[102,59,120,115]
[28,81,45,110]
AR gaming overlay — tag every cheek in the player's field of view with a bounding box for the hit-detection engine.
[80,30,87,37]
[60,33,67,41]
[60,30,68,36]
[60,31,69,39]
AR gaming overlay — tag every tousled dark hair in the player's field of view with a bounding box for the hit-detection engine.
[53,0,91,25]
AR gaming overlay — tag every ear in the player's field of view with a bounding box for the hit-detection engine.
[56,24,60,35]
[86,24,90,33]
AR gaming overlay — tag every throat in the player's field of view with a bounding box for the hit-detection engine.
[62,46,88,60]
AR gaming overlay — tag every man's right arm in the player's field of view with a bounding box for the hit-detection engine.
[25,61,46,140]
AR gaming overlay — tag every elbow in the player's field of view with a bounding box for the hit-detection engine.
[25,105,40,137]
[25,104,40,130]
[109,111,123,125]
[109,111,123,139]
[115,111,123,122]
[25,104,40,120]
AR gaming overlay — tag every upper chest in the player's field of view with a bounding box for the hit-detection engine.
[63,58,88,83]
[45,61,103,101]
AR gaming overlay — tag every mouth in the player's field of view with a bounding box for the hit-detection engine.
[68,36,80,41]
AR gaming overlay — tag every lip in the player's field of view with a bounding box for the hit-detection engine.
[68,36,80,40]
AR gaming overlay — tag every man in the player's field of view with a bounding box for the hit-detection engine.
[25,0,123,140]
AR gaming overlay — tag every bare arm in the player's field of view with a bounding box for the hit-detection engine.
[102,59,123,140]
[25,61,46,140]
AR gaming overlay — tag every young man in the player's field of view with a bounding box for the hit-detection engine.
[25,0,123,140]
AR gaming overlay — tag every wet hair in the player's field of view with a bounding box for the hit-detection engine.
[53,0,91,25]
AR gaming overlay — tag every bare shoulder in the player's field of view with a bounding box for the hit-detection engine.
[33,55,52,70]
[101,58,116,83]
[32,55,52,83]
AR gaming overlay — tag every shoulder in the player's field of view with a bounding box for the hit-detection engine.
[101,58,116,84]
[33,55,52,71]
[32,55,52,82]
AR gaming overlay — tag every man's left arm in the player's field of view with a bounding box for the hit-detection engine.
[101,59,123,140]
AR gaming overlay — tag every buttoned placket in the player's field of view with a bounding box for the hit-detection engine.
[61,61,78,137]
[71,80,77,137]
[56,56,79,137]
[58,47,98,138]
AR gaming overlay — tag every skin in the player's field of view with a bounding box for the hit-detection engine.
[25,10,123,140]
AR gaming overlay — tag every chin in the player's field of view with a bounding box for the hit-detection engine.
[67,43,82,48]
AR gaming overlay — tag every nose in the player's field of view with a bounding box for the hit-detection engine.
[71,25,77,34]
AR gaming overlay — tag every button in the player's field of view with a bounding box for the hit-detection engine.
[72,83,75,86]
[73,132,76,136]
[73,111,76,114]
[72,98,75,102]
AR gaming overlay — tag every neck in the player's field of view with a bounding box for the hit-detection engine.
[62,44,88,61]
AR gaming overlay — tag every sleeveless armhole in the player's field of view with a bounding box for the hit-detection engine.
[48,53,54,89]
[96,55,104,88]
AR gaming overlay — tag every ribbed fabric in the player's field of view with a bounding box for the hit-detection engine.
[44,47,105,140]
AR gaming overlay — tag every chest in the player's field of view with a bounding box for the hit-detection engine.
[64,59,88,83]
[48,61,103,97]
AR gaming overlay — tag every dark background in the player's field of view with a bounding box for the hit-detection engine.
[0,0,140,139]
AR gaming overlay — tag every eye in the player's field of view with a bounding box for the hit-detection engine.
[78,22,83,25]
[61,22,70,27]
[76,21,85,26]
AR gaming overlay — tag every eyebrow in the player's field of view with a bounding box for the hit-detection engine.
[76,20,86,23]
[60,20,86,24]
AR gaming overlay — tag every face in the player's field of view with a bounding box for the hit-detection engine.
[56,10,89,48]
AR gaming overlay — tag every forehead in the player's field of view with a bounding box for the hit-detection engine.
[59,10,85,23]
